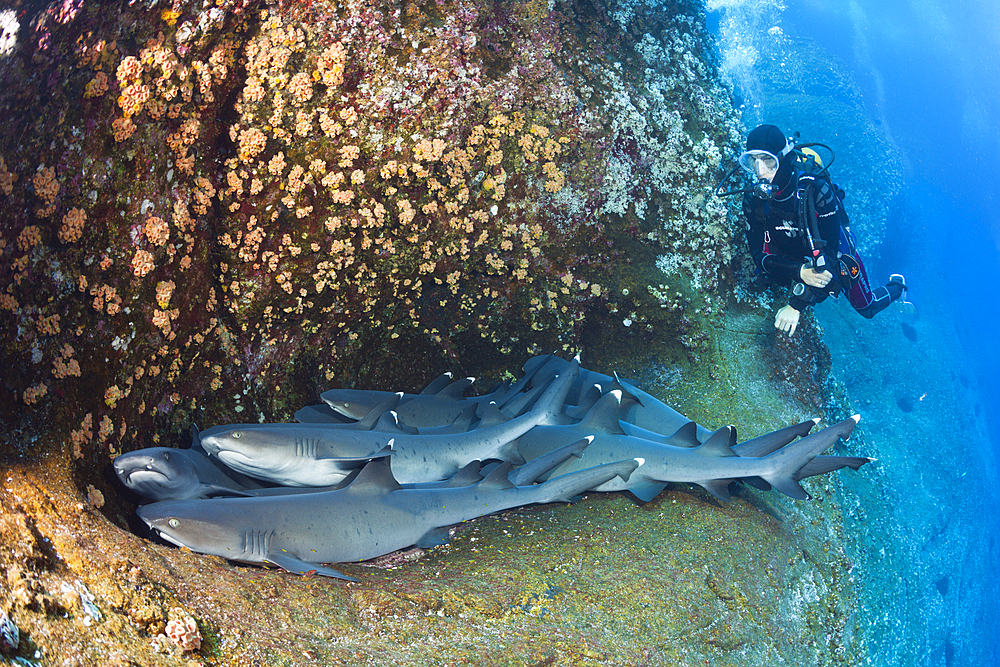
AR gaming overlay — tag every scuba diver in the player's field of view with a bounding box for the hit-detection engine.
[717,124,908,336]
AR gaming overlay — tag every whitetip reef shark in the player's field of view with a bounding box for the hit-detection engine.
[137,455,639,581]
[198,358,582,486]
[516,390,865,501]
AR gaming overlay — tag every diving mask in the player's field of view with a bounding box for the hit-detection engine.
[738,150,780,182]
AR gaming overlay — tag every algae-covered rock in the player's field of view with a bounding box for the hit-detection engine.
[0,0,865,664]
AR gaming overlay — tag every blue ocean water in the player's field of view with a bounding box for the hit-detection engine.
[707,0,1000,664]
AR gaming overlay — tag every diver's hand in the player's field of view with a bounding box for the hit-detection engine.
[775,305,801,336]
[800,264,833,288]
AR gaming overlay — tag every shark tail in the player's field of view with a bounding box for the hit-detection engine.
[796,455,873,481]
[532,458,640,504]
[759,415,860,499]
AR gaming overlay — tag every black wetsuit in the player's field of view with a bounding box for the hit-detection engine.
[743,170,902,319]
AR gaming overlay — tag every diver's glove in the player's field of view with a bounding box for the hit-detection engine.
[800,264,833,288]
[775,304,801,336]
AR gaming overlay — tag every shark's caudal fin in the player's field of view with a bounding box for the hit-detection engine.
[760,415,860,499]
[530,356,581,425]
[797,455,873,481]
[500,377,551,418]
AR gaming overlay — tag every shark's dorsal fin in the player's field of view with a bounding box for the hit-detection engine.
[668,421,701,447]
[612,372,644,406]
[346,456,402,492]
[442,460,484,487]
[578,390,627,435]
[694,426,738,457]
[372,411,417,435]
[190,424,205,452]
[439,376,475,399]
[478,461,516,491]
[419,372,453,395]
[446,404,478,432]
[522,353,553,377]
[477,402,509,428]
[355,393,403,430]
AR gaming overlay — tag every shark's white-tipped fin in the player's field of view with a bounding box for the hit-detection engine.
[634,457,645,466]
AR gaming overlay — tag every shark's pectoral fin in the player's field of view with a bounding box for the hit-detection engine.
[416,526,452,548]
[265,552,358,582]
[696,479,736,502]
[628,480,668,503]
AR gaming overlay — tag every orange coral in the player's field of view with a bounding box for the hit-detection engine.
[84,71,109,98]
[316,42,347,87]
[36,314,61,336]
[237,127,267,161]
[0,156,16,195]
[59,207,87,243]
[289,72,313,104]
[23,383,48,405]
[112,117,135,142]
[155,280,175,307]
[17,225,42,251]
[144,216,169,246]
[131,249,155,277]
[32,167,60,216]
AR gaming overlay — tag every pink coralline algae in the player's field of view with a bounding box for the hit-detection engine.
[164,608,201,652]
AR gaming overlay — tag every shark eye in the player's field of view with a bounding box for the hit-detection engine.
[162,452,170,461]
[343,402,350,408]
[232,431,242,439]
[168,518,180,528]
